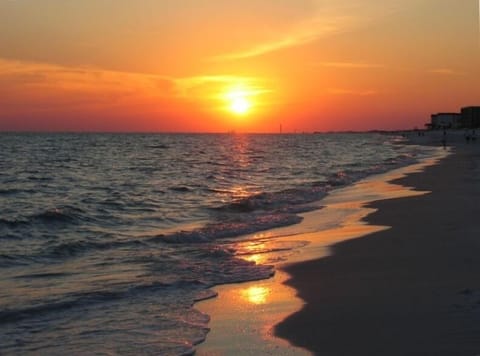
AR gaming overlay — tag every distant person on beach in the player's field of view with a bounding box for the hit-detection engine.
[442,129,447,149]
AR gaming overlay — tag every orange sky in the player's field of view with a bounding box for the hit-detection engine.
[0,0,479,132]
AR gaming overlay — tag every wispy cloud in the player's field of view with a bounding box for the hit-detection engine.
[0,58,175,97]
[209,0,409,62]
[427,68,466,76]
[210,15,355,61]
[327,88,378,96]
[318,61,386,69]
[173,75,259,92]
[172,75,271,99]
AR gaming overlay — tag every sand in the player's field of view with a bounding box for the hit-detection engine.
[196,270,310,355]
[275,143,480,355]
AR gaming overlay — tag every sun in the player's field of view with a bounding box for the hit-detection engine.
[225,89,252,116]
[230,96,251,115]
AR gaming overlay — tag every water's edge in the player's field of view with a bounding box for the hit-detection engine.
[195,146,449,355]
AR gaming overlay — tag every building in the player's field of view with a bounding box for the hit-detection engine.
[461,106,480,128]
[430,112,462,129]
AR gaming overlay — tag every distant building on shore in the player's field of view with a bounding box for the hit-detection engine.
[461,106,480,128]
[426,106,480,129]
[429,113,462,129]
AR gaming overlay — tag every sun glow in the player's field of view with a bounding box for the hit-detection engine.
[225,88,252,116]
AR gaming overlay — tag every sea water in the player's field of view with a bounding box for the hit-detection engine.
[0,133,435,355]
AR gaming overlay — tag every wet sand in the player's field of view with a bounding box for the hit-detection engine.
[196,270,310,355]
[275,145,480,355]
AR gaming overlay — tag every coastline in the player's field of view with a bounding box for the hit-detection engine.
[196,143,449,355]
[275,143,480,355]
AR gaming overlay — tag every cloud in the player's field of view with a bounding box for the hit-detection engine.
[210,15,356,61]
[210,31,319,61]
[0,58,175,97]
[0,58,185,119]
[173,75,257,91]
[172,75,271,98]
[327,88,378,96]
[0,57,271,96]
[318,61,386,69]
[208,0,409,62]
[427,68,466,76]
[0,57,272,115]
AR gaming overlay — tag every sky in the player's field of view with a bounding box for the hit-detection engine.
[0,0,479,132]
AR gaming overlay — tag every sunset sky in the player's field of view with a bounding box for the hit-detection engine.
[0,0,479,132]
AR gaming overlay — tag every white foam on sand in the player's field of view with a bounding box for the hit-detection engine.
[195,147,449,355]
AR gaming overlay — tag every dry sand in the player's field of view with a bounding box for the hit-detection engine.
[275,143,480,355]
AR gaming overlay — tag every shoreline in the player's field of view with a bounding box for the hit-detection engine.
[196,146,449,355]
[275,144,480,355]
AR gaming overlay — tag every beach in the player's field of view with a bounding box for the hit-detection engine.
[2,1,479,354]
[2,133,475,355]
[275,142,480,355]
[198,133,480,355]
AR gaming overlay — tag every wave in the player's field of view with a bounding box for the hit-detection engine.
[213,187,328,214]
[32,208,80,223]
[324,153,419,188]
[27,176,52,182]
[0,235,145,266]
[184,152,421,245]
[13,272,74,280]
[146,144,169,149]
[0,188,36,195]
[152,213,302,244]
[0,217,29,228]
[0,206,94,229]
[48,237,145,258]
[234,239,309,256]
[169,186,191,192]
[0,280,207,325]
[0,253,33,268]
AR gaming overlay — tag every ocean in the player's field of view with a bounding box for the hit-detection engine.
[0,133,435,355]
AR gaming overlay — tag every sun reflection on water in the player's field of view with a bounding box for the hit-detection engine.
[243,253,266,265]
[241,286,270,305]
[230,185,251,200]
[237,240,270,265]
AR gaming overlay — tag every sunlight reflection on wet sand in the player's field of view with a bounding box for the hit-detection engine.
[242,286,270,305]
[196,270,310,356]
